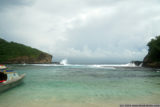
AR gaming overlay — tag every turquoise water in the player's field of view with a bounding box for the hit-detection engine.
[0,64,160,107]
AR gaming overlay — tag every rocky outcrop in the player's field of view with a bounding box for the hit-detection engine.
[3,53,52,64]
[52,62,60,64]
[0,38,53,64]
[142,54,160,68]
[142,35,160,68]
[131,61,143,66]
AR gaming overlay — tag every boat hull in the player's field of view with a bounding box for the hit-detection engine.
[0,74,25,93]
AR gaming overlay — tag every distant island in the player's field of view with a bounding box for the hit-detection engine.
[142,35,160,68]
[0,38,52,64]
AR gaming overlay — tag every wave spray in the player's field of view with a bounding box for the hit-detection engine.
[60,59,68,65]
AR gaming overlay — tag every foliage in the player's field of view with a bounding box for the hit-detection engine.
[0,38,42,62]
[147,35,160,61]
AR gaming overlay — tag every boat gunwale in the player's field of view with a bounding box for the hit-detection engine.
[0,74,26,86]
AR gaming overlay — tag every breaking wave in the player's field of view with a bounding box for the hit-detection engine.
[87,62,141,68]
[60,59,68,65]
[20,62,141,69]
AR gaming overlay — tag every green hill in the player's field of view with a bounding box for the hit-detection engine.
[0,38,52,64]
[143,35,160,67]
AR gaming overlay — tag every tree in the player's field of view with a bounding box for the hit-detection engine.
[147,35,160,61]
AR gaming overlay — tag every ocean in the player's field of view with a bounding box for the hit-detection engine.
[0,63,160,107]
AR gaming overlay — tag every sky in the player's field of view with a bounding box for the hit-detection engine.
[0,0,160,64]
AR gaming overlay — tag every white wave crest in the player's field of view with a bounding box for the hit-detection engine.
[88,64,115,69]
[18,62,140,68]
[88,62,140,68]
[60,59,68,65]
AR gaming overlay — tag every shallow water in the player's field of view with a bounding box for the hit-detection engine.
[0,64,160,107]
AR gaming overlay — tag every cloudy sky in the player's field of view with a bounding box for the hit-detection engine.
[0,0,160,64]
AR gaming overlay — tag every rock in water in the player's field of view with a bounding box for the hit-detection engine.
[131,61,143,66]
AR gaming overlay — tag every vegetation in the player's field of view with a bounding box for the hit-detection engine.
[0,38,42,63]
[147,35,160,62]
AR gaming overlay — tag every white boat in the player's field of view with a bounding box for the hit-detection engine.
[0,65,25,92]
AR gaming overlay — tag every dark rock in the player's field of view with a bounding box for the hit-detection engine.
[142,61,160,68]
[131,61,143,66]
[52,62,60,64]
[142,50,160,68]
